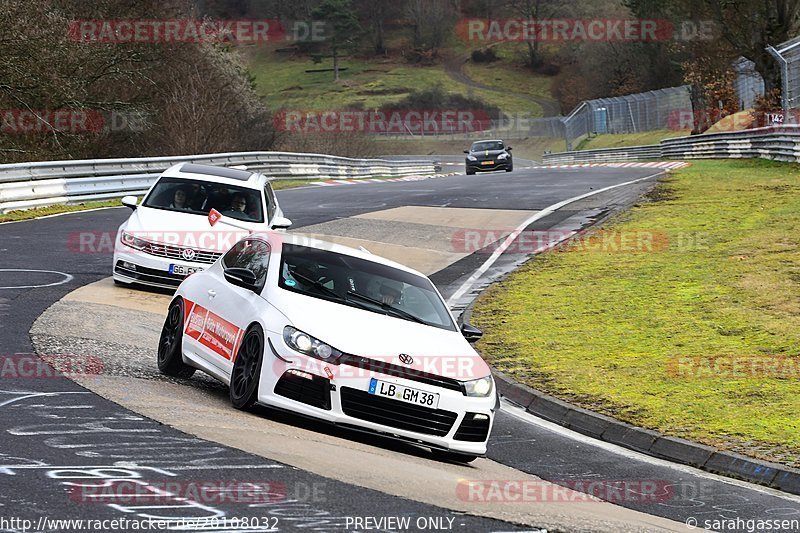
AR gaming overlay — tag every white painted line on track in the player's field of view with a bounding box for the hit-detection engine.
[446,171,665,306]
[501,400,800,503]
[0,269,74,290]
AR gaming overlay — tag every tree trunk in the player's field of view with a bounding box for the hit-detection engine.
[751,50,784,100]
[375,18,386,55]
[333,46,340,81]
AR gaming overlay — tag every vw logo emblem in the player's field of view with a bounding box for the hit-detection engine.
[398,354,413,365]
[181,248,196,261]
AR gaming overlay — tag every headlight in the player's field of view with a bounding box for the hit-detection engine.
[121,231,147,250]
[467,155,477,161]
[283,326,342,362]
[498,153,509,160]
[462,376,493,397]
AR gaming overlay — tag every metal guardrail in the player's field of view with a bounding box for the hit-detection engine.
[542,144,662,165]
[0,151,436,213]
[660,125,800,161]
[542,125,800,165]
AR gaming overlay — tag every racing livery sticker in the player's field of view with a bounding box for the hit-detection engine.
[184,299,242,361]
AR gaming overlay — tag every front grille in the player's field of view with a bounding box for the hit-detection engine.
[339,387,457,437]
[338,354,464,394]
[142,242,222,265]
[115,261,184,287]
[454,412,491,442]
[274,372,331,410]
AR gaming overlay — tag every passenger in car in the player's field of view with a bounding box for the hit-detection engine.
[170,187,190,209]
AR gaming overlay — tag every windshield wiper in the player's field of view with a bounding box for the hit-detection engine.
[346,291,427,325]
[288,269,376,312]
[287,268,342,300]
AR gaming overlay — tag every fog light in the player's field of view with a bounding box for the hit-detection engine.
[122,261,137,271]
[473,414,489,421]
[287,369,314,380]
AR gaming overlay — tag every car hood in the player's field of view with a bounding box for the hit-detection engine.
[469,149,507,157]
[123,206,254,251]
[275,292,490,381]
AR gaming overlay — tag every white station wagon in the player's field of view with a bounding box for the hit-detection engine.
[113,163,291,289]
[157,230,498,462]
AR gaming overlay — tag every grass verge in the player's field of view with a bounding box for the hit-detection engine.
[574,130,690,151]
[472,159,800,466]
[0,199,123,223]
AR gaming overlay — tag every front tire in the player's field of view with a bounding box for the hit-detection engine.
[505,166,513,172]
[157,298,196,379]
[230,325,265,410]
[466,169,476,175]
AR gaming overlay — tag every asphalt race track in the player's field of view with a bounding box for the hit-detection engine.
[2,167,800,532]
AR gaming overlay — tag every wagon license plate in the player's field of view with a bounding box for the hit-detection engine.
[369,378,439,409]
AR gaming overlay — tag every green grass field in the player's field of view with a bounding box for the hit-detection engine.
[472,159,800,466]
[574,130,691,151]
[243,48,543,114]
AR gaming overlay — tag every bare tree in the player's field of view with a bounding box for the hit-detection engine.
[406,0,458,58]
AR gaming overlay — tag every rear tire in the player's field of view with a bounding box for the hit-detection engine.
[157,298,196,379]
[431,449,478,464]
[230,325,265,410]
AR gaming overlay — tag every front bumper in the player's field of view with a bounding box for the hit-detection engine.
[257,333,496,456]
[466,159,512,172]
[112,248,213,289]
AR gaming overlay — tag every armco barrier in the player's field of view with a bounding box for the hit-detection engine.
[0,151,436,213]
[542,144,662,165]
[542,125,800,165]
[660,125,800,161]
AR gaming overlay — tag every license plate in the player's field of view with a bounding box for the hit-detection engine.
[369,378,439,409]
[169,264,204,276]
[481,160,494,165]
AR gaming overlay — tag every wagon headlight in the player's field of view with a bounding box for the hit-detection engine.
[498,153,509,160]
[283,326,341,362]
[121,231,147,250]
[467,155,477,161]
[462,376,493,397]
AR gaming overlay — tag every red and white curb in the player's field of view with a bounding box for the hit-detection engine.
[310,173,457,187]
[545,161,689,170]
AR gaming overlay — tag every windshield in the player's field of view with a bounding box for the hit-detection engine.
[142,177,265,223]
[279,244,456,331]
[471,141,504,152]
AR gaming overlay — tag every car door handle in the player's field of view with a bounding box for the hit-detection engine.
[208,290,217,298]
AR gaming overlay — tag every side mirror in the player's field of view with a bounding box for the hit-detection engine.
[463,150,469,154]
[121,196,138,210]
[224,267,259,292]
[460,323,483,343]
[271,216,293,230]
[507,146,513,151]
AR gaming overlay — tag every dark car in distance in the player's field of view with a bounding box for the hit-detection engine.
[464,140,513,175]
